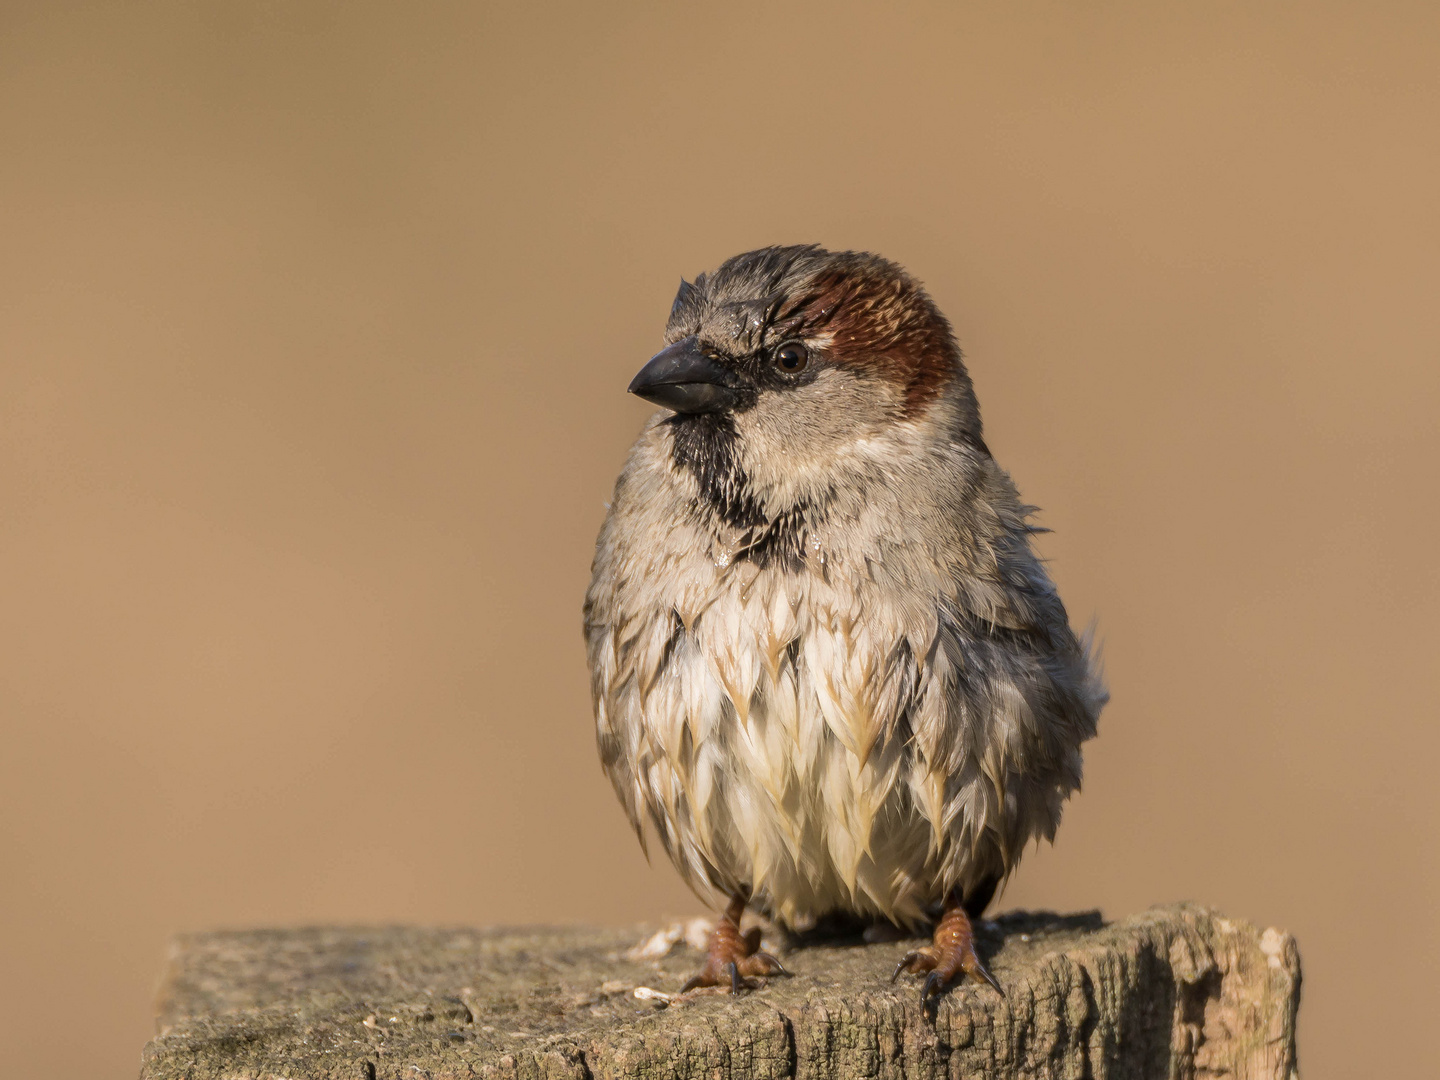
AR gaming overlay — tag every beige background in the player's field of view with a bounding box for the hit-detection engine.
[2,3,1437,1076]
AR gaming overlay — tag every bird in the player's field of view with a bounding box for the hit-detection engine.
[583,245,1106,1006]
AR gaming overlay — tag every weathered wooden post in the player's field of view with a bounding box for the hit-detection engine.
[140,903,1299,1079]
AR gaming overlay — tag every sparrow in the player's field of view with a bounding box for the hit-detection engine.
[584,245,1105,1005]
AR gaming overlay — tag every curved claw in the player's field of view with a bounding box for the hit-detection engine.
[756,951,789,977]
[972,958,1005,998]
[921,970,946,1008]
[891,951,922,983]
[680,973,706,994]
[727,961,743,996]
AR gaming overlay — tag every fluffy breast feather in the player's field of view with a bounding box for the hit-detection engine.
[585,417,1104,930]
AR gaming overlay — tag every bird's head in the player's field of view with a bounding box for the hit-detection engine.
[629,245,982,509]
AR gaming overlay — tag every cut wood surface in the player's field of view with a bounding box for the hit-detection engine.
[140,902,1299,1080]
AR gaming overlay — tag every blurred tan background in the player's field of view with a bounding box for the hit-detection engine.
[1,2,1436,1076]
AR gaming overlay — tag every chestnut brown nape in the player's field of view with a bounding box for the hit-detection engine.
[665,244,965,415]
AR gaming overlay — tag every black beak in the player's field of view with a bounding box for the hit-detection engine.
[628,335,740,414]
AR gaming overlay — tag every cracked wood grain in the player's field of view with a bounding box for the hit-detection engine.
[140,903,1299,1080]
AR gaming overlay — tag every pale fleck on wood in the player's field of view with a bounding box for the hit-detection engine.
[140,902,1299,1080]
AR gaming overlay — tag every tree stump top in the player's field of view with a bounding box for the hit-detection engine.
[140,902,1299,1079]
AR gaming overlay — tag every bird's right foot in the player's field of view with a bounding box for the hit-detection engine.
[891,895,1003,1009]
[680,895,788,995]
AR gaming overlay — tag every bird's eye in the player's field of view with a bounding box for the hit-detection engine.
[774,342,808,373]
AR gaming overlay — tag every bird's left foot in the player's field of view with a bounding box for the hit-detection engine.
[891,897,1003,1009]
[681,895,788,995]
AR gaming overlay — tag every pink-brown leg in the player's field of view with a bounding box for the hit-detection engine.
[680,895,788,995]
[891,894,1004,1007]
